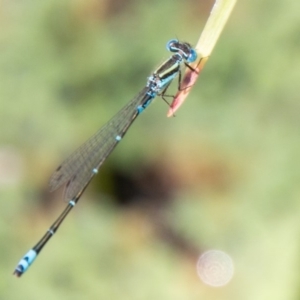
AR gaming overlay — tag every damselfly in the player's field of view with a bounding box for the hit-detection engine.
[14,39,197,277]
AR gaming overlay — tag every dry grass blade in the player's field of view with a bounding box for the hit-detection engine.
[167,0,237,117]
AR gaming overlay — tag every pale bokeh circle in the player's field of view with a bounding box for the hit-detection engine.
[197,250,234,287]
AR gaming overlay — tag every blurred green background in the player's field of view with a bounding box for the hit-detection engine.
[1,0,300,299]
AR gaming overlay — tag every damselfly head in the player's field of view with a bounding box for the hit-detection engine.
[166,39,197,63]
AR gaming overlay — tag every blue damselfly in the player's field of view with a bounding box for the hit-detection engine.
[14,39,197,277]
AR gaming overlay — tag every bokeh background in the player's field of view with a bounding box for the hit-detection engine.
[1,0,300,299]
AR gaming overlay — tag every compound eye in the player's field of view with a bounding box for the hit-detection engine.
[187,48,197,63]
[166,39,179,52]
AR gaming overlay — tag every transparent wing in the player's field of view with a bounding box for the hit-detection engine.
[49,87,151,200]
